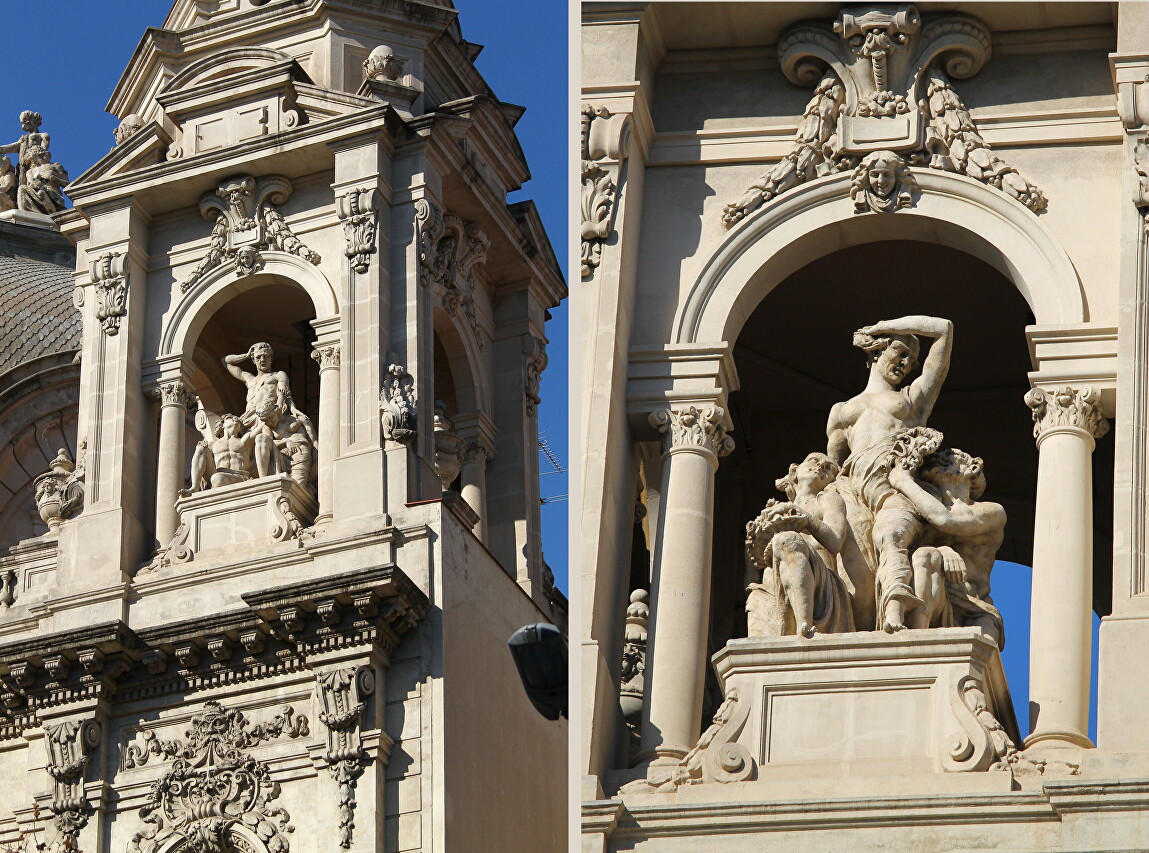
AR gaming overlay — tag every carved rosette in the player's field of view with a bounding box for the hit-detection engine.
[311,343,341,371]
[581,104,631,279]
[91,251,129,335]
[336,187,380,274]
[723,5,1045,227]
[43,718,101,847]
[180,174,320,293]
[128,701,306,853]
[522,333,548,415]
[649,405,735,458]
[380,363,417,443]
[315,666,375,849]
[1024,386,1109,442]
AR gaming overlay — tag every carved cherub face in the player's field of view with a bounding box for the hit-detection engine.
[868,161,896,197]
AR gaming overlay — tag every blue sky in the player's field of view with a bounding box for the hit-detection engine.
[1,0,570,592]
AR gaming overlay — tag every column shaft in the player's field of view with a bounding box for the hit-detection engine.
[154,382,192,547]
[313,344,341,522]
[460,456,487,541]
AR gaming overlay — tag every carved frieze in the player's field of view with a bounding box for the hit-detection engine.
[723,5,1045,226]
[380,363,417,443]
[315,666,375,848]
[1024,385,1109,440]
[649,405,735,458]
[181,174,320,293]
[336,187,380,274]
[581,104,631,279]
[91,251,129,335]
[127,701,306,853]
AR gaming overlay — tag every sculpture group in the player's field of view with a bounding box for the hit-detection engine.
[188,342,316,494]
[746,316,1005,645]
[0,111,68,215]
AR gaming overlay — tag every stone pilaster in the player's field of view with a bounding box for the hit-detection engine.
[1024,385,1108,757]
[639,404,734,770]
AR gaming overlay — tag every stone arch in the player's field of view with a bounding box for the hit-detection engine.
[160,252,338,359]
[162,46,302,93]
[674,169,1085,349]
[433,307,490,416]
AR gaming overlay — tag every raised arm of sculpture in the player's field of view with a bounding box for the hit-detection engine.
[858,315,953,423]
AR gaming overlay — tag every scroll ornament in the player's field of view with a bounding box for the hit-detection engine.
[649,405,735,458]
[522,334,548,415]
[1024,385,1109,440]
[181,174,320,293]
[316,666,375,849]
[44,718,101,848]
[418,203,489,343]
[722,5,1045,227]
[91,251,129,335]
[336,187,380,274]
[581,104,632,279]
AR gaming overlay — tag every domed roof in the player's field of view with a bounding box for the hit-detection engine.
[0,220,78,377]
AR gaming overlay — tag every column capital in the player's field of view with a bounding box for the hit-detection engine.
[151,380,194,410]
[1025,385,1110,442]
[311,343,341,371]
[649,405,734,458]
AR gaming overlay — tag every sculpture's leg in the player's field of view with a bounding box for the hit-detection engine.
[189,442,212,493]
[909,547,943,629]
[873,503,924,633]
[254,433,273,478]
[774,531,815,638]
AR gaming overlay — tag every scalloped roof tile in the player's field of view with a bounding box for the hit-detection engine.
[0,254,79,376]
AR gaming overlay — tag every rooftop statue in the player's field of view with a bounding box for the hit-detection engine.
[0,111,68,214]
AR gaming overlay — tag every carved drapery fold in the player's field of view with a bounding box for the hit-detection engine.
[1024,385,1109,441]
[91,251,129,335]
[581,104,631,278]
[723,5,1044,227]
[336,187,380,274]
[649,405,735,458]
[181,174,320,293]
[380,363,417,443]
[316,666,375,849]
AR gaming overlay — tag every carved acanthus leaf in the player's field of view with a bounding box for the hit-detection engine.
[316,667,374,848]
[44,718,101,847]
[311,343,341,371]
[180,174,319,293]
[522,334,548,416]
[1024,385,1109,440]
[649,406,735,457]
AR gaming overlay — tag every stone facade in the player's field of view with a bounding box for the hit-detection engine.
[580,3,1149,851]
[0,1,566,851]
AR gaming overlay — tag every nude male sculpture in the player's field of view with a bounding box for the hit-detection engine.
[189,414,256,492]
[826,315,953,632]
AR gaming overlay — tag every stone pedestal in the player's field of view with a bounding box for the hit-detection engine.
[704,629,1019,781]
[172,475,317,561]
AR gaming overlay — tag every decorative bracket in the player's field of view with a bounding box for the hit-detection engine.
[91,251,129,335]
[316,666,375,848]
[522,334,548,416]
[336,187,380,274]
[581,104,631,279]
[43,718,101,847]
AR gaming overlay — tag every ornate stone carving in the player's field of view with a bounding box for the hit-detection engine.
[649,405,735,457]
[364,44,405,81]
[180,174,320,293]
[851,149,916,212]
[0,111,69,213]
[380,363,417,443]
[44,718,101,847]
[433,402,465,490]
[34,445,85,534]
[114,114,145,145]
[315,667,375,848]
[522,333,547,416]
[311,343,341,371]
[619,589,648,760]
[91,251,130,335]
[944,675,1055,776]
[1024,385,1109,440]
[415,198,444,288]
[464,441,493,466]
[581,104,631,278]
[154,380,194,409]
[336,187,380,274]
[128,701,307,853]
[723,6,1044,227]
[1133,136,1149,233]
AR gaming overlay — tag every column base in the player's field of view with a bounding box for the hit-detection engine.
[1020,728,1092,775]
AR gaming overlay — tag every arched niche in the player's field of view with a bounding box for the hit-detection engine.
[432,307,488,417]
[674,169,1087,349]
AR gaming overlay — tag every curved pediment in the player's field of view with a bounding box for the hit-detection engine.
[161,46,312,96]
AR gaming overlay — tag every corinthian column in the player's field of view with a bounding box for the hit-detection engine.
[639,405,734,769]
[460,441,493,542]
[311,343,341,523]
[1024,385,1109,756]
[153,380,194,547]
